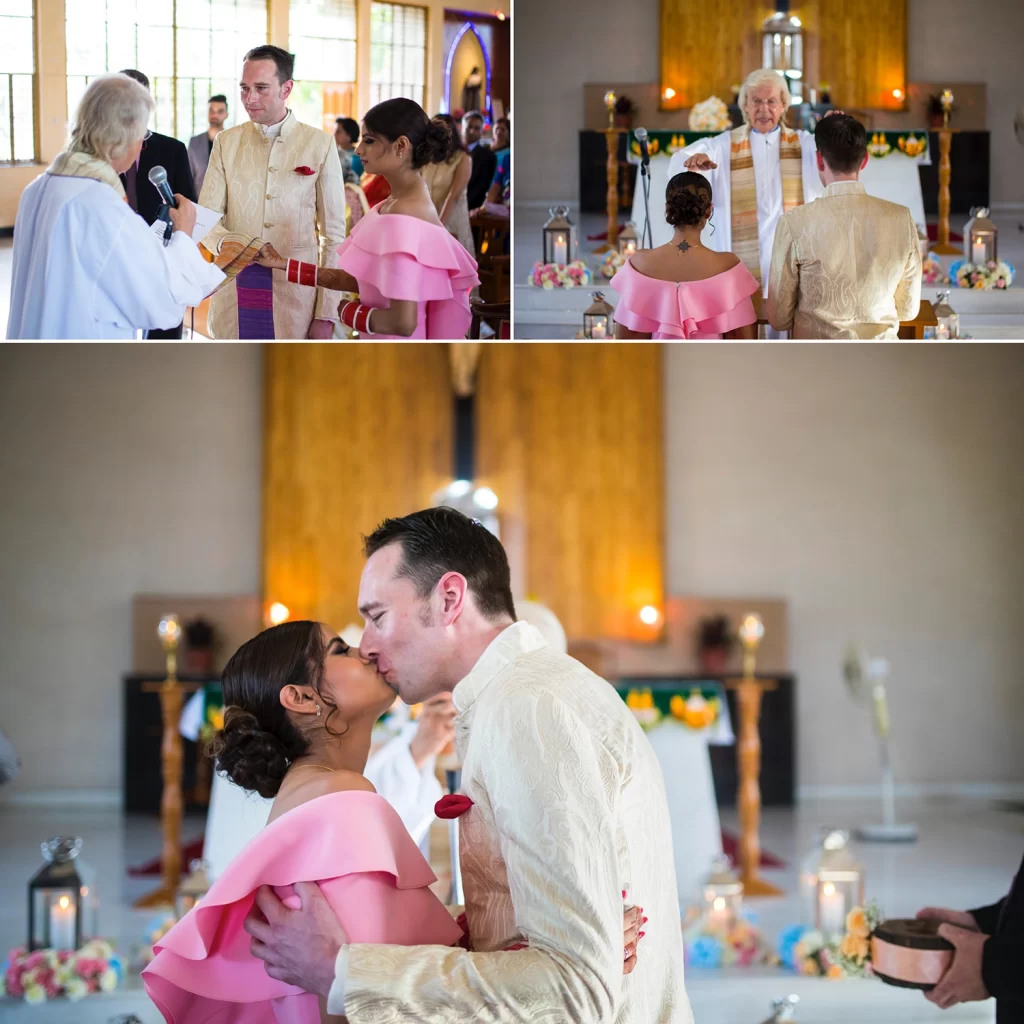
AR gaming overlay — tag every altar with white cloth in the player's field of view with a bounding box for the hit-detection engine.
[630,130,929,252]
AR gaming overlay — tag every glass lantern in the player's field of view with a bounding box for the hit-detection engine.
[933,290,960,340]
[761,1,804,105]
[618,221,639,257]
[542,205,574,267]
[583,292,614,339]
[175,859,211,920]
[701,854,743,931]
[804,830,863,941]
[964,207,997,265]
[28,837,98,951]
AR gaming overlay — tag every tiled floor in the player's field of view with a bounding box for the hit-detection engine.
[0,794,1016,1021]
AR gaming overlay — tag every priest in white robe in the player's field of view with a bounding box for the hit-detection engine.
[667,69,823,300]
[6,74,223,340]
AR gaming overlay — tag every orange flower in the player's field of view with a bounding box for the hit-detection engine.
[801,957,820,976]
[840,932,869,962]
[846,907,870,938]
[827,963,845,979]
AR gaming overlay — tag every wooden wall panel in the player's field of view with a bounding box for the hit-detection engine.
[660,0,762,109]
[475,345,664,642]
[262,344,453,631]
[813,0,907,111]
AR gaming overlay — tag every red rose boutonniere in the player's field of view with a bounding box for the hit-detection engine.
[435,794,474,819]
[294,166,315,176]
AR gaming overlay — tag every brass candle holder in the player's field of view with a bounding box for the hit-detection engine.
[599,90,620,253]
[726,613,782,897]
[135,614,186,909]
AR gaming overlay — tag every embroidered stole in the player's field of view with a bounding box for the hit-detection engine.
[730,125,803,284]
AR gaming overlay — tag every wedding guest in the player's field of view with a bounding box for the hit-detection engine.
[257,98,479,339]
[7,74,223,339]
[916,846,1024,1022]
[766,114,921,339]
[188,93,229,196]
[472,116,510,215]
[463,110,496,210]
[611,171,759,339]
[422,113,475,257]
[199,44,346,339]
[335,116,364,183]
[119,69,198,340]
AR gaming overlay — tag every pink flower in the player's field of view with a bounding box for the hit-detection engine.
[24,951,45,971]
[997,279,1006,288]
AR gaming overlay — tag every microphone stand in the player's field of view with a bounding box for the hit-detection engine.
[445,766,464,906]
[640,155,653,249]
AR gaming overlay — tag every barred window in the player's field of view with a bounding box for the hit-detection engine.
[0,0,36,164]
[369,2,426,111]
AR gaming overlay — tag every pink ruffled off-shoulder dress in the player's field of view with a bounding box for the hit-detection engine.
[610,258,760,339]
[338,205,480,339]
[142,790,464,1023]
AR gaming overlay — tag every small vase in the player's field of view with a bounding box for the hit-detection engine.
[699,646,729,676]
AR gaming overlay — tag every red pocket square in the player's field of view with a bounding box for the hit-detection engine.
[435,794,474,819]
[294,165,316,176]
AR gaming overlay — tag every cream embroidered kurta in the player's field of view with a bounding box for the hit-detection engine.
[330,622,692,1024]
[667,126,821,297]
[766,180,922,339]
[198,111,346,339]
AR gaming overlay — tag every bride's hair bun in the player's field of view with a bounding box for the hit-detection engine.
[666,171,713,227]
[208,621,331,798]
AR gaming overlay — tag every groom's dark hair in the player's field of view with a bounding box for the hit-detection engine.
[364,507,517,622]
[815,113,868,174]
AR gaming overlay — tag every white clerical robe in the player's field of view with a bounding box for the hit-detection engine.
[182,693,442,879]
[666,126,822,297]
[330,622,692,1024]
[7,174,223,339]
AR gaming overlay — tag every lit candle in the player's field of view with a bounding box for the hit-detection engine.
[591,320,607,339]
[707,895,731,930]
[553,234,568,266]
[623,241,637,256]
[818,881,845,938]
[49,894,77,950]
[971,242,986,265]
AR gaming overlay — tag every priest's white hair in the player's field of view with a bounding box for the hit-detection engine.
[738,69,791,126]
[68,73,154,165]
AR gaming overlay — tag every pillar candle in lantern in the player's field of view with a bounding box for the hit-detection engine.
[818,881,845,937]
[553,234,568,266]
[49,894,77,950]
[972,242,986,265]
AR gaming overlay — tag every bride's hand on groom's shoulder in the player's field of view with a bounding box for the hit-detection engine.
[623,902,645,975]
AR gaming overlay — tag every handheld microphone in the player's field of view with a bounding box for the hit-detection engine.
[148,165,178,208]
[635,126,651,168]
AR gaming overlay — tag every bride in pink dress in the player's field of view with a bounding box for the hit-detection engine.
[143,622,643,1023]
[256,98,479,339]
[611,171,759,340]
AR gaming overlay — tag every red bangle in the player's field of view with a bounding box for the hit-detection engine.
[340,301,374,334]
[287,259,317,287]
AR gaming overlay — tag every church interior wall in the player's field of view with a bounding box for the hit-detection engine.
[2,345,1022,802]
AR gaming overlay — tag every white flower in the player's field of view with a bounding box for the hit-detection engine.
[542,280,554,290]
[100,968,118,992]
[65,977,89,1002]
[21,968,38,988]
[24,983,47,1005]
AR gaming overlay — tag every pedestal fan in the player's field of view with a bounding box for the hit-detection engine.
[841,645,918,842]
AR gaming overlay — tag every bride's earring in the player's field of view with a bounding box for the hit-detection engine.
[315,704,322,717]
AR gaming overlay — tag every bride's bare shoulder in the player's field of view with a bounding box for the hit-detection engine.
[268,771,376,821]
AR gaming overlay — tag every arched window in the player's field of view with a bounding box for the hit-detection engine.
[0,0,36,164]
[65,0,267,144]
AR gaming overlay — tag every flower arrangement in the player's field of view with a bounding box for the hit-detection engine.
[866,133,892,158]
[949,259,1015,290]
[921,254,946,285]
[529,261,592,289]
[779,903,882,979]
[624,688,661,729]
[600,250,626,279]
[689,96,731,133]
[898,133,927,159]
[1,940,122,1003]
[684,910,778,969]
[138,913,176,967]
[669,689,720,730]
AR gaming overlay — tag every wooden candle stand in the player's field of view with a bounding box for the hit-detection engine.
[932,129,961,256]
[725,675,783,897]
[594,128,621,254]
[135,637,185,909]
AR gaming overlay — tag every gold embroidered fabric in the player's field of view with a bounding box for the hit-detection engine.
[766,181,922,339]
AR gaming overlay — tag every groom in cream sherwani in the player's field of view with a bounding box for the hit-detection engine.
[199,44,346,339]
[245,507,693,1024]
